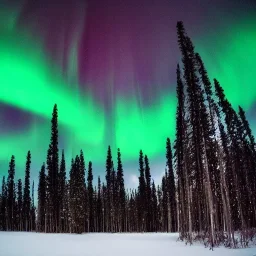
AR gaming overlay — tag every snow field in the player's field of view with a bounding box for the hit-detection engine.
[0,232,255,256]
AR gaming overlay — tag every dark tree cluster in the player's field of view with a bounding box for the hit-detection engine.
[175,21,256,249]
[0,22,255,250]
[0,152,36,232]
[0,104,177,234]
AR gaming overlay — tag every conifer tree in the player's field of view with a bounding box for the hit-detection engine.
[117,148,125,232]
[7,155,16,231]
[138,150,146,232]
[93,186,98,232]
[239,106,256,151]
[70,157,77,233]
[162,173,168,232]
[31,181,36,231]
[79,150,87,232]
[174,64,186,237]
[87,161,94,232]
[195,53,215,126]
[63,181,70,233]
[1,176,7,231]
[238,106,256,225]
[77,154,86,233]
[166,138,177,232]
[38,163,46,232]
[102,182,107,232]
[97,176,103,232]
[105,146,113,232]
[111,163,117,232]
[17,179,22,231]
[144,155,152,232]
[45,146,51,232]
[23,151,31,231]
[59,150,66,232]
[47,104,59,232]
[151,181,158,231]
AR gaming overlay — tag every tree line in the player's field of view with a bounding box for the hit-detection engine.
[0,22,255,249]
[0,104,177,234]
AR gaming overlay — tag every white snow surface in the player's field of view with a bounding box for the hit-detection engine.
[0,232,255,256]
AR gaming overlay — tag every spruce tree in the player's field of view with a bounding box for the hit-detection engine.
[112,163,118,232]
[166,138,177,232]
[238,106,256,226]
[38,163,46,232]
[162,173,168,232]
[23,151,31,231]
[77,154,85,233]
[63,181,70,233]
[47,104,59,232]
[117,148,125,232]
[70,157,80,233]
[7,155,16,231]
[87,161,93,232]
[151,181,158,231]
[102,182,107,232]
[144,155,152,232]
[79,150,87,232]
[31,181,36,231]
[1,176,7,231]
[97,176,103,232]
[105,146,113,232]
[174,64,186,237]
[59,150,66,232]
[17,179,22,231]
[239,106,256,151]
[138,150,146,232]
[45,146,51,233]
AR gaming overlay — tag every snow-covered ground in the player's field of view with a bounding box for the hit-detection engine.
[0,232,255,256]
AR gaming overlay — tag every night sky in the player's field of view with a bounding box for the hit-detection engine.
[0,0,256,189]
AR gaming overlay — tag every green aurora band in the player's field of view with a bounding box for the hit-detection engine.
[0,8,256,181]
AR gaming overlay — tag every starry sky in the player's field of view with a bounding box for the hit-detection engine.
[0,0,256,189]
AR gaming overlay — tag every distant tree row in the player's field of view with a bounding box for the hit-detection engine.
[0,152,36,232]
[0,104,177,233]
[0,21,255,249]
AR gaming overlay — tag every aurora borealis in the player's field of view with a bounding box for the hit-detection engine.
[0,0,256,188]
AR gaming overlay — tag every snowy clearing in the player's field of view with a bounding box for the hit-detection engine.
[0,232,255,256]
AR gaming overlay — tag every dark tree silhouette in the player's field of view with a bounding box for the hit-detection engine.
[47,104,59,233]
[0,176,7,231]
[38,163,46,232]
[138,150,146,232]
[23,151,31,231]
[87,161,94,232]
[166,138,177,232]
[17,179,22,231]
[7,155,15,231]
[116,148,126,232]
[59,150,66,232]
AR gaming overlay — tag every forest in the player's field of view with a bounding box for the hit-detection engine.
[0,22,255,250]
